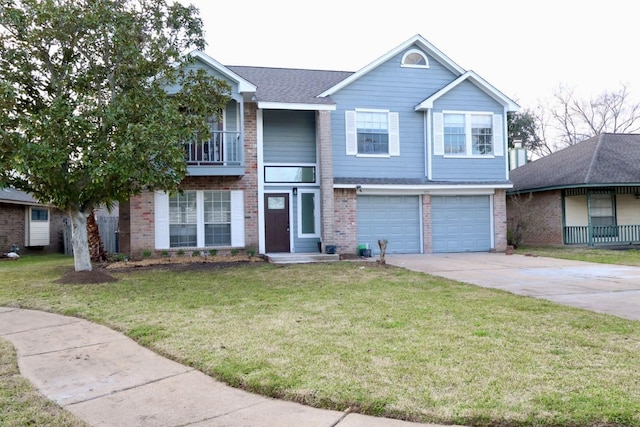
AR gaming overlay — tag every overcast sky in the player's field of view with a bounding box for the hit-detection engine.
[180,0,639,110]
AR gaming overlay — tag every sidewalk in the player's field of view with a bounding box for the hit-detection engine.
[0,307,454,427]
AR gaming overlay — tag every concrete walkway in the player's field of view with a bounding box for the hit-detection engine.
[386,252,640,321]
[0,306,454,427]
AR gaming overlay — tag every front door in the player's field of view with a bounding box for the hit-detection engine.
[265,193,290,252]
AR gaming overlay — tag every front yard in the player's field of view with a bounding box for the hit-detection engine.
[1,253,640,426]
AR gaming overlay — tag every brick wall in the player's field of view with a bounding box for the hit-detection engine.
[317,110,335,252]
[493,189,508,251]
[422,195,432,253]
[122,103,259,258]
[0,203,65,254]
[506,190,563,245]
[333,188,357,254]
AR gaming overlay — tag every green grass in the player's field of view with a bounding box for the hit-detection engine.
[515,244,640,266]
[2,254,640,426]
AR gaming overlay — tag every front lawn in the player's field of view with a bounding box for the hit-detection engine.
[1,255,639,426]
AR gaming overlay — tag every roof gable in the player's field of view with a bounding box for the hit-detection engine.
[318,34,465,97]
[188,51,257,95]
[509,133,640,193]
[416,70,519,112]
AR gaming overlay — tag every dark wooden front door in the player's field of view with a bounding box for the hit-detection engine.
[265,193,290,252]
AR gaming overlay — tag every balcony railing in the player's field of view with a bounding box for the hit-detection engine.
[564,225,640,246]
[184,131,244,176]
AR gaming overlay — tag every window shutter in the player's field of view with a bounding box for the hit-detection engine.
[433,112,444,155]
[345,111,357,155]
[154,191,170,249]
[388,112,400,156]
[493,114,504,157]
[230,190,245,247]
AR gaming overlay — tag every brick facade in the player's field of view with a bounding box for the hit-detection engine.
[493,189,508,251]
[332,188,357,254]
[0,202,66,254]
[121,103,259,259]
[506,190,563,245]
[317,110,335,252]
[422,195,432,254]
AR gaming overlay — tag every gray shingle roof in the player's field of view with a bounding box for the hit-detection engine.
[509,133,640,193]
[227,66,353,105]
[0,188,39,205]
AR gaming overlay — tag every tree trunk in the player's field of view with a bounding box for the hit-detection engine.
[69,210,92,271]
[87,210,107,262]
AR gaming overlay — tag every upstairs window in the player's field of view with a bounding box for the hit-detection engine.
[435,111,502,157]
[401,49,429,68]
[345,110,400,157]
[357,111,389,155]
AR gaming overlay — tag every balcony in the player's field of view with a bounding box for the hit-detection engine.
[185,131,244,176]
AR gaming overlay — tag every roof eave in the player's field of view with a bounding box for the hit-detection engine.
[189,50,257,94]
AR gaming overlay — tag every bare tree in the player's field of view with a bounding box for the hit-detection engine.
[547,84,640,148]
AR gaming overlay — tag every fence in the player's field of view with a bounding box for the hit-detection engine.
[564,224,640,246]
[63,216,119,256]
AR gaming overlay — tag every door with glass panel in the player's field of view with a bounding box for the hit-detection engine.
[265,194,290,252]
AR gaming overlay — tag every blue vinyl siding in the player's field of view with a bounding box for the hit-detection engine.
[264,110,316,164]
[165,59,242,101]
[431,80,507,181]
[331,48,457,179]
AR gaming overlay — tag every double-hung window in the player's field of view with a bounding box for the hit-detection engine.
[169,191,197,247]
[345,110,400,156]
[159,190,244,249]
[589,192,616,238]
[357,111,389,155]
[435,111,503,157]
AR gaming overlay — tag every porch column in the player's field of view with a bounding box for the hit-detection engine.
[317,110,334,252]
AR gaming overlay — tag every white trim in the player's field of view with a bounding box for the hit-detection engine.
[334,183,512,194]
[257,101,335,111]
[425,110,432,180]
[493,114,504,157]
[257,109,266,254]
[415,70,520,112]
[264,189,295,253]
[319,34,465,97]
[189,50,257,94]
[297,189,321,238]
[400,49,430,68]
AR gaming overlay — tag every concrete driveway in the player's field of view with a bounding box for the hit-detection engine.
[386,253,640,321]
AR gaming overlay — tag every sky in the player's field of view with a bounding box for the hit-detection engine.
[179,0,639,110]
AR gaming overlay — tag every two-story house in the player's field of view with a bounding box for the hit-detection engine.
[118,34,519,258]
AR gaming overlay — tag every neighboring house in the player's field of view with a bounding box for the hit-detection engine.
[119,34,519,258]
[0,188,66,254]
[507,133,640,246]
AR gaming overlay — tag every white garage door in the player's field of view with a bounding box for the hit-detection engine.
[431,195,491,253]
[357,195,421,254]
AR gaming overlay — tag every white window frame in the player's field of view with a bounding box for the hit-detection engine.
[155,190,244,249]
[401,49,429,68]
[438,110,499,158]
[297,189,320,238]
[345,109,400,157]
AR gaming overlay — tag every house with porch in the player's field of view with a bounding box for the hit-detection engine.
[507,133,640,247]
[119,34,519,258]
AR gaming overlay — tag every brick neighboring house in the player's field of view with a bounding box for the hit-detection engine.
[0,188,66,254]
[119,34,519,258]
[507,133,640,247]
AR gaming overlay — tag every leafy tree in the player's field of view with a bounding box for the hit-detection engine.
[0,0,231,271]
[507,109,543,152]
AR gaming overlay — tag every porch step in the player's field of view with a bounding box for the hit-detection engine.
[266,253,340,264]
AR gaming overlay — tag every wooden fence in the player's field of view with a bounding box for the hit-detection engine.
[63,216,119,256]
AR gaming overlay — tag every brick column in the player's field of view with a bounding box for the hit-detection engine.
[317,110,334,252]
[493,189,508,251]
[422,194,433,254]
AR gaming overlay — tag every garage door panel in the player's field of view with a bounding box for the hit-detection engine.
[432,195,491,253]
[358,196,421,254]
